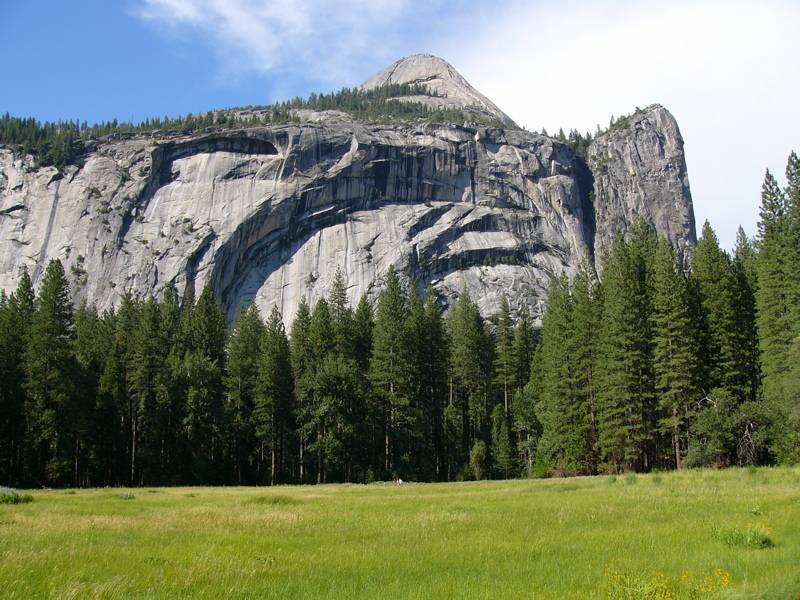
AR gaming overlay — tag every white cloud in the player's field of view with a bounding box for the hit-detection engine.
[439,0,800,249]
[134,0,800,249]
[134,0,412,83]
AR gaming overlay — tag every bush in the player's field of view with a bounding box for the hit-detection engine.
[0,491,33,505]
[247,495,300,506]
[531,453,551,479]
[624,473,638,485]
[469,440,487,481]
[715,524,774,549]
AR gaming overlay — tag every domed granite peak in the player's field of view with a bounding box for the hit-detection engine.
[360,54,517,128]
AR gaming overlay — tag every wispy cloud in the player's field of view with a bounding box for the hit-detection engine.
[133,0,425,83]
[445,0,800,248]
[132,0,799,248]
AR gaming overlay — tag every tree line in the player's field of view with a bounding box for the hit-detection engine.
[0,261,535,488]
[1,152,798,487]
[0,84,473,170]
[534,152,800,474]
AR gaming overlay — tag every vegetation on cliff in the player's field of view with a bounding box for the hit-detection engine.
[0,84,480,169]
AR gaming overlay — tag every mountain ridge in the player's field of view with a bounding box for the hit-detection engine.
[360,54,517,128]
[0,55,695,325]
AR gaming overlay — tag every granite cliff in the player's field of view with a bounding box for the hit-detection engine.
[0,55,695,324]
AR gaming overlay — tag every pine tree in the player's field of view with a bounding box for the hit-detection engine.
[511,304,535,394]
[369,266,413,477]
[71,303,109,487]
[308,352,360,482]
[757,159,800,461]
[595,231,653,473]
[329,268,355,358]
[692,221,751,401]
[129,297,166,484]
[255,306,293,484]
[491,403,514,478]
[352,295,374,373]
[95,308,127,485]
[732,229,760,404]
[24,260,77,485]
[224,303,264,484]
[570,268,600,472]
[290,296,313,482]
[494,296,515,415]
[782,152,800,461]
[0,270,34,485]
[156,286,184,482]
[447,285,493,473]
[421,290,450,480]
[304,298,335,482]
[182,285,227,483]
[651,239,699,468]
[534,276,591,475]
[756,170,791,416]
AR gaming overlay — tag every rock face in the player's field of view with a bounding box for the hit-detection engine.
[587,106,695,264]
[0,57,695,326]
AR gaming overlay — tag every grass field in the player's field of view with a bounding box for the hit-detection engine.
[1,468,799,599]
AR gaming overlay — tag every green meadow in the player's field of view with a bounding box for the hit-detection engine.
[2,467,799,599]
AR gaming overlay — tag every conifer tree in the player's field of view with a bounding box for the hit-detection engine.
[570,268,600,471]
[491,403,514,478]
[448,286,493,466]
[757,161,800,461]
[71,303,109,486]
[24,260,77,485]
[182,285,227,483]
[369,266,413,477]
[494,296,515,415]
[290,297,313,481]
[329,268,355,358]
[129,297,165,483]
[421,291,450,480]
[304,298,335,481]
[692,222,751,401]
[255,306,293,484]
[156,286,184,481]
[352,295,374,373]
[511,304,535,394]
[0,270,34,485]
[595,231,653,472]
[732,230,760,404]
[535,276,591,475]
[224,303,264,483]
[651,239,699,468]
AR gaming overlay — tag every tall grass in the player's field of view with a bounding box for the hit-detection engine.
[0,467,798,598]
[0,491,33,505]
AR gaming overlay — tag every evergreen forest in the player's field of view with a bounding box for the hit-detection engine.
[1,153,798,488]
[0,84,476,169]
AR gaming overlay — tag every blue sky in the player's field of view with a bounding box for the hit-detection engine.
[3,0,799,250]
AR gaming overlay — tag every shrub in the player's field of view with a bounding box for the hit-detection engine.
[0,492,33,505]
[469,440,487,481]
[715,524,774,549]
[530,452,551,479]
[624,473,638,485]
[247,495,299,506]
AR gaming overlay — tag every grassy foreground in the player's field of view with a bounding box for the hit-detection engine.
[1,468,799,599]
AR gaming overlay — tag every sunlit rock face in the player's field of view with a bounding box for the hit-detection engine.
[0,57,694,325]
